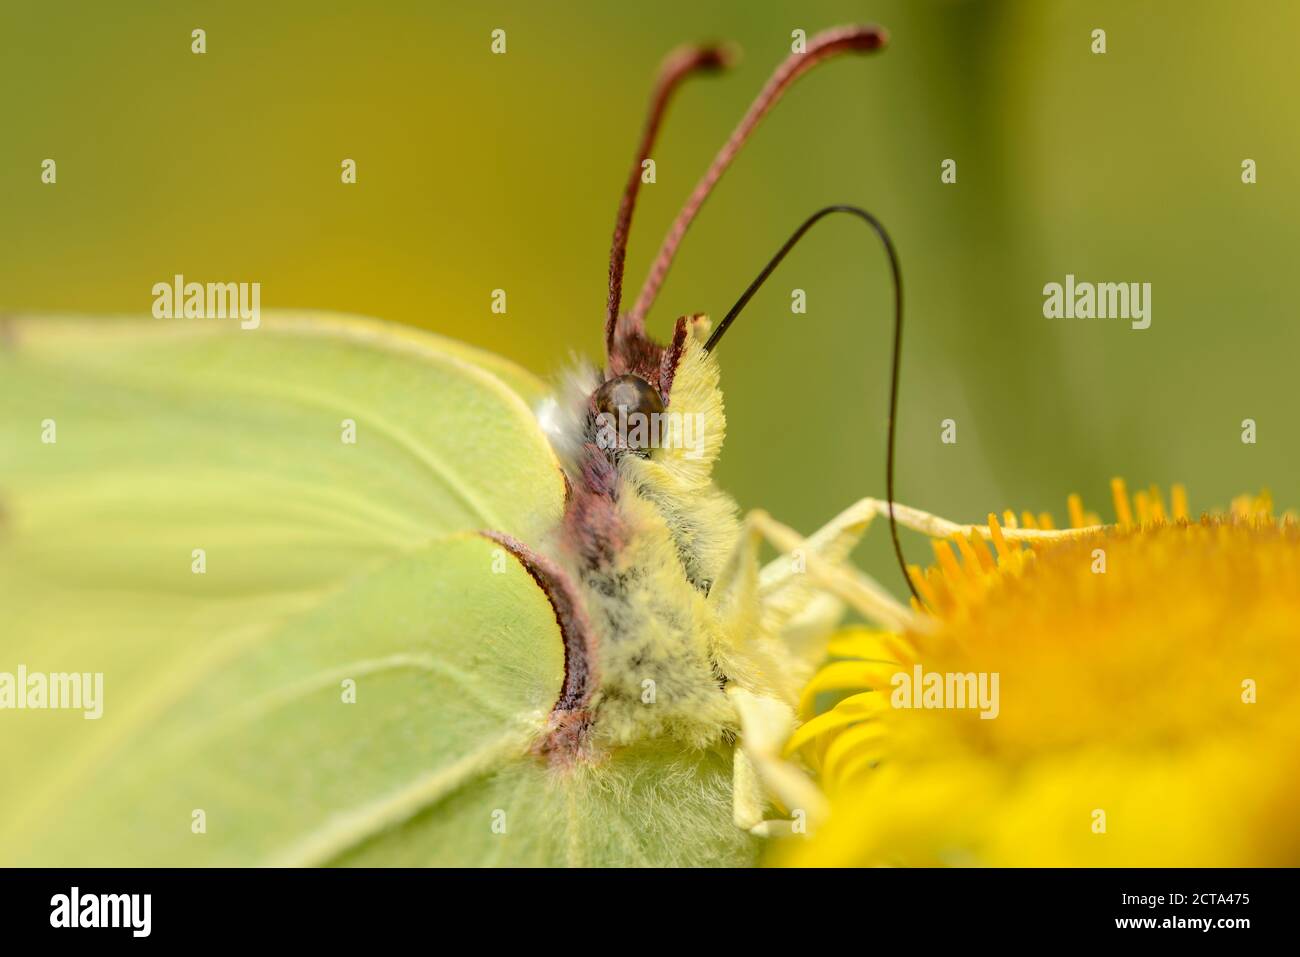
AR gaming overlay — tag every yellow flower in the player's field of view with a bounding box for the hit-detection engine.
[780,481,1300,866]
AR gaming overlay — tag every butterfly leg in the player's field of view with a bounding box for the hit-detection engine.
[712,502,910,836]
[716,497,1103,632]
[710,502,908,837]
[727,686,829,836]
[715,498,1102,835]
[711,502,914,634]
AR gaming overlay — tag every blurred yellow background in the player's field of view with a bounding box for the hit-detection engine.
[4,0,1297,593]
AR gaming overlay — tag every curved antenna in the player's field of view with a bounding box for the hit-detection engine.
[704,204,918,602]
[628,24,888,330]
[605,44,733,359]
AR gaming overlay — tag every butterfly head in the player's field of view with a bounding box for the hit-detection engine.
[584,24,887,469]
[541,314,719,472]
[541,23,890,559]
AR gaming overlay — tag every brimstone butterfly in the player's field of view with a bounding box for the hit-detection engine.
[0,24,912,866]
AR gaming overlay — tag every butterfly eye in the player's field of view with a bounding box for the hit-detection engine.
[592,375,665,454]
[593,374,664,421]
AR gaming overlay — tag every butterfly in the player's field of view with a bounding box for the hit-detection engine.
[0,24,919,866]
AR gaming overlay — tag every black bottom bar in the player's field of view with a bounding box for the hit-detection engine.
[0,867,1289,944]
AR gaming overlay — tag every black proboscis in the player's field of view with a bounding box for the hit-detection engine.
[704,204,917,602]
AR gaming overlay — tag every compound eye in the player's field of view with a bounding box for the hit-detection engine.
[592,374,664,453]
[593,374,664,420]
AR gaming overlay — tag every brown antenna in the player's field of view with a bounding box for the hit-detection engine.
[627,25,887,330]
[605,44,733,359]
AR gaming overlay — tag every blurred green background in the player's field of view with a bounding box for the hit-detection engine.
[4,0,1297,594]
